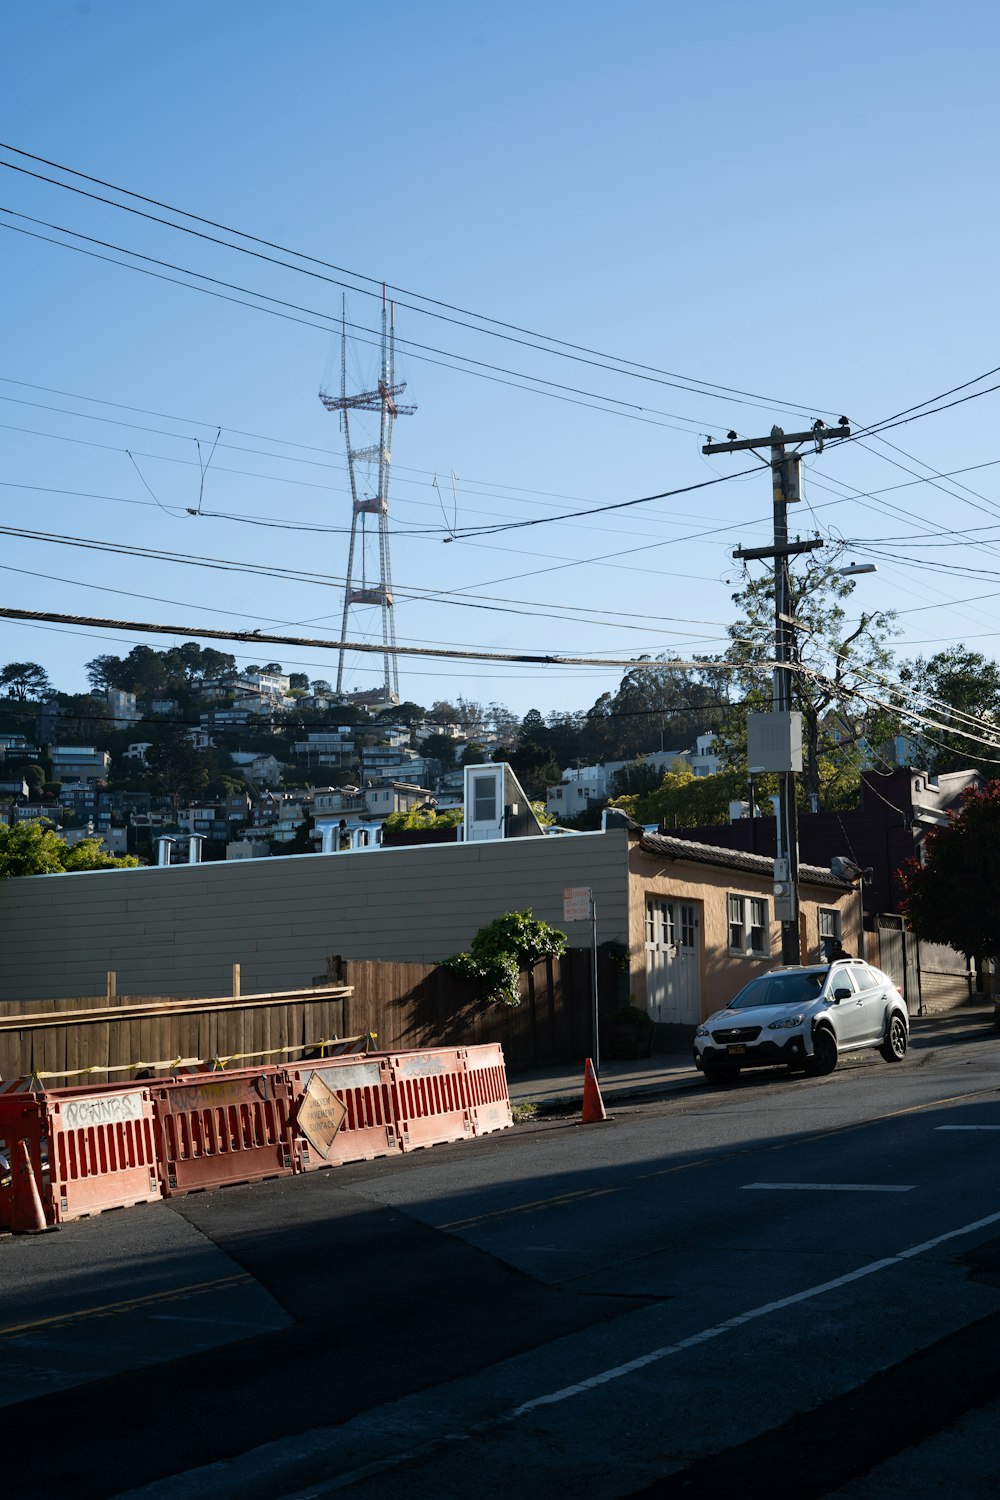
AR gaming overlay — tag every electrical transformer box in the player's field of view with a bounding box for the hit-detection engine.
[747,711,803,774]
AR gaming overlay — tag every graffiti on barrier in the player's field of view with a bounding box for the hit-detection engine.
[61,1092,145,1130]
[164,1080,260,1114]
[394,1056,445,1078]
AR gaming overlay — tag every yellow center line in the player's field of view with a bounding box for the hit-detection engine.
[0,1272,254,1340]
[442,1084,999,1232]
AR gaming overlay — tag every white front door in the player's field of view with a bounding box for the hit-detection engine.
[645,898,701,1024]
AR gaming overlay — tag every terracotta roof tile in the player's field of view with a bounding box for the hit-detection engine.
[638,832,852,889]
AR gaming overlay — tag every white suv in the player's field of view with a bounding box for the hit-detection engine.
[693,961,909,1084]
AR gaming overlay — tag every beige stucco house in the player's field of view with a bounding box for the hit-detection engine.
[628,830,860,1023]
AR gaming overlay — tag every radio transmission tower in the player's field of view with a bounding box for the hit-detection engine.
[319,291,415,702]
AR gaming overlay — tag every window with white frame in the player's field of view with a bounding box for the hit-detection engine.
[818,907,842,959]
[728,893,769,957]
[472,773,498,823]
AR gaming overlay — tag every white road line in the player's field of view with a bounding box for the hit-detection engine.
[147,1313,277,1330]
[742,1182,915,1193]
[318,1206,1000,1492]
[936,1125,1000,1132]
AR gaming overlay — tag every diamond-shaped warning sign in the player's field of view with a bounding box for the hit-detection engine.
[296,1071,348,1160]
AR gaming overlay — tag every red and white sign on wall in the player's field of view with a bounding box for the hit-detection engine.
[563,886,592,923]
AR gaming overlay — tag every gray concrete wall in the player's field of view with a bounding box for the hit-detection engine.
[0,830,630,1003]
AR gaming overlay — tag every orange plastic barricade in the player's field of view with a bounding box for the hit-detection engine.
[0,1083,160,1229]
[152,1067,295,1196]
[389,1048,475,1152]
[464,1043,513,1137]
[285,1057,397,1170]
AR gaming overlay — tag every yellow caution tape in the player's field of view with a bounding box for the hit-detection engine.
[18,1031,379,1084]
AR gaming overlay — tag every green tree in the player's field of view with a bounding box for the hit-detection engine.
[85,654,125,693]
[585,659,724,762]
[609,758,664,798]
[275,813,315,855]
[505,739,562,799]
[53,692,113,743]
[420,732,459,779]
[898,646,1000,773]
[86,645,167,698]
[0,661,52,701]
[163,644,237,690]
[719,548,900,805]
[145,728,212,801]
[611,765,780,828]
[376,700,425,726]
[87,643,237,699]
[18,764,45,797]
[0,822,136,877]
[901,781,1000,964]
[487,701,521,745]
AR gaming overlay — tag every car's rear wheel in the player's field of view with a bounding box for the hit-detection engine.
[806,1026,838,1076]
[702,1066,740,1085]
[880,1013,908,1062]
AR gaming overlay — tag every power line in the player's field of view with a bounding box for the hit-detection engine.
[848,377,1000,441]
[0,208,731,438]
[848,363,1000,442]
[0,604,777,674]
[441,467,760,537]
[0,417,759,548]
[0,414,760,544]
[0,215,725,438]
[0,486,733,627]
[0,373,815,522]
[0,141,837,419]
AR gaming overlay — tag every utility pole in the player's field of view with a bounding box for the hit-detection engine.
[703,421,851,964]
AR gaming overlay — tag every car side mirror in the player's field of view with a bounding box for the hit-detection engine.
[833,987,852,1001]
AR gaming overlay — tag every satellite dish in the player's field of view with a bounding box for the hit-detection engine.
[831,856,872,883]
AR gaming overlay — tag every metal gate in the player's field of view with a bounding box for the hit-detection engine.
[876,914,921,1014]
[645,898,701,1024]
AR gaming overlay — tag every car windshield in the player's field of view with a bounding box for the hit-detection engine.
[726,971,826,1009]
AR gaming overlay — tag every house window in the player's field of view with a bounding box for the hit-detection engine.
[728,894,769,957]
[818,907,842,959]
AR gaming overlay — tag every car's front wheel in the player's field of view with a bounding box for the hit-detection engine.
[880,1014,908,1062]
[806,1025,838,1076]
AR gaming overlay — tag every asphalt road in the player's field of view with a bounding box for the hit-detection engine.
[3,1024,999,1499]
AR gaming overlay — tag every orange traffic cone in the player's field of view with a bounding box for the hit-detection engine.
[11,1139,48,1233]
[581,1057,607,1123]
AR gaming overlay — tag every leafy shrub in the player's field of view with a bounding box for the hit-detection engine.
[444,910,568,1007]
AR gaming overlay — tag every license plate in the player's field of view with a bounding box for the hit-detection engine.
[726,1044,746,1056]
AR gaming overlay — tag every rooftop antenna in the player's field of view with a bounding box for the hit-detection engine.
[319,287,415,702]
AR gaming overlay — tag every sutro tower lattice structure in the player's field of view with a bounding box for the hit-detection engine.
[319,290,415,702]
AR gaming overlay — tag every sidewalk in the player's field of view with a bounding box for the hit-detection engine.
[507,998,997,1114]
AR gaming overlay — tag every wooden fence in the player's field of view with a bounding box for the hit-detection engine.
[335,948,624,1065]
[0,948,624,1082]
[0,985,351,1086]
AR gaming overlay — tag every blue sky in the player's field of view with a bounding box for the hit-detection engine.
[3,0,1000,723]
